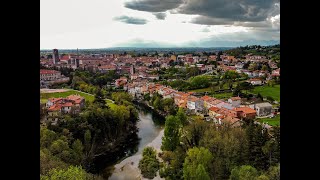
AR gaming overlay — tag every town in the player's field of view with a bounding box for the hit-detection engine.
[41,45,280,128]
[40,45,280,180]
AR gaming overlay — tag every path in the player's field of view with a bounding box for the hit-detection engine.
[69,89,115,103]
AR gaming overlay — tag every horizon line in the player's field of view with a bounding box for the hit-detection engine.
[40,44,280,51]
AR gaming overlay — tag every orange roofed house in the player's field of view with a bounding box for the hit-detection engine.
[233,107,257,120]
[46,95,85,124]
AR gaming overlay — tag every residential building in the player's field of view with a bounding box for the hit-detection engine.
[247,78,263,85]
[251,102,273,117]
[228,97,241,107]
[233,107,257,119]
[187,96,204,113]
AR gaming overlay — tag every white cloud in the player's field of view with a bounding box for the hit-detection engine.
[40,0,279,49]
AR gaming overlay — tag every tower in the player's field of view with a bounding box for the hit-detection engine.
[130,64,135,74]
[52,49,60,64]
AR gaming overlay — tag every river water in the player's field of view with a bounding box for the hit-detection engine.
[108,106,165,180]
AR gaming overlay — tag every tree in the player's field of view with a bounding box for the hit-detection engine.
[162,98,177,115]
[195,164,210,180]
[162,115,181,151]
[93,88,107,108]
[41,126,58,148]
[84,130,91,154]
[223,70,240,89]
[256,174,270,180]
[40,166,88,180]
[50,139,69,155]
[71,139,84,164]
[245,122,270,170]
[183,147,213,180]
[238,82,253,95]
[176,108,187,125]
[266,164,280,180]
[139,147,160,179]
[182,119,207,149]
[257,93,263,101]
[153,96,162,111]
[229,165,259,180]
[261,65,268,71]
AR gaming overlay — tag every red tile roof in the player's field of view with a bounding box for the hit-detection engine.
[233,107,256,114]
[40,69,60,74]
[209,107,220,112]
[230,97,241,101]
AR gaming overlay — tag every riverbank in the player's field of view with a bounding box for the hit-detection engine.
[109,129,165,180]
[134,99,168,118]
[107,103,166,180]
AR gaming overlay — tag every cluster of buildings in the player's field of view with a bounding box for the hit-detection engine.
[125,80,274,127]
[40,69,69,88]
[45,95,85,124]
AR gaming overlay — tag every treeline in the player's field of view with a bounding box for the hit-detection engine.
[156,109,280,180]
[162,71,248,92]
[144,93,177,116]
[70,70,120,97]
[40,92,139,178]
[224,44,280,60]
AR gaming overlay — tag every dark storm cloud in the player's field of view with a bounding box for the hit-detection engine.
[124,0,183,12]
[124,0,279,27]
[154,12,167,20]
[113,15,148,25]
[177,0,279,24]
[190,16,234,25]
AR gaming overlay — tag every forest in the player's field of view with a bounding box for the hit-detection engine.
[139,108,280,180]
[40,91,139,179]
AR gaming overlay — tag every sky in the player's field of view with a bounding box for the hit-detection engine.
[40,0,280,49]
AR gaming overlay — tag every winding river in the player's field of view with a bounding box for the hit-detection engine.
[107,105,165,180]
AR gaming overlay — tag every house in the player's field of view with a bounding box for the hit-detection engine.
[252,71,259,77]
[221,116,241,127]
[187,96,204,113]
[200,96,216,109]
[247,78,263,85]
[233,107,257,120]
[228,97,241,107]
[130,73,139,80]
[40,69,62,81]
[98,65,117,73]
[259,71,267,77]
[46,95,85,124]
[115,77,128,88]
[147,74,160,80]
[208,107,220,118]
[235,62,244,69]
[272,68,280,77]
[251,102,273,117]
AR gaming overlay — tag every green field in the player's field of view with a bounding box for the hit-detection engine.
[257,115,280,126]
[212,92,233,100]
[40,90,95,102]
[251,85,280,102]
[40,89,116,108]
[188,87,212,93]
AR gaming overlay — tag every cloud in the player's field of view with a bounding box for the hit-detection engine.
[201,27,210,32]
[113,15,148,25]
[124,0,183,12]
[153,12,167,20]
[123,0,280,32]
[114,38,179,48]
[185,31,279,47]
[178,0,279,23]
[190,16,234,25]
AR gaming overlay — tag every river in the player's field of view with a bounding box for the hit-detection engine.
[107,105,165,180]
